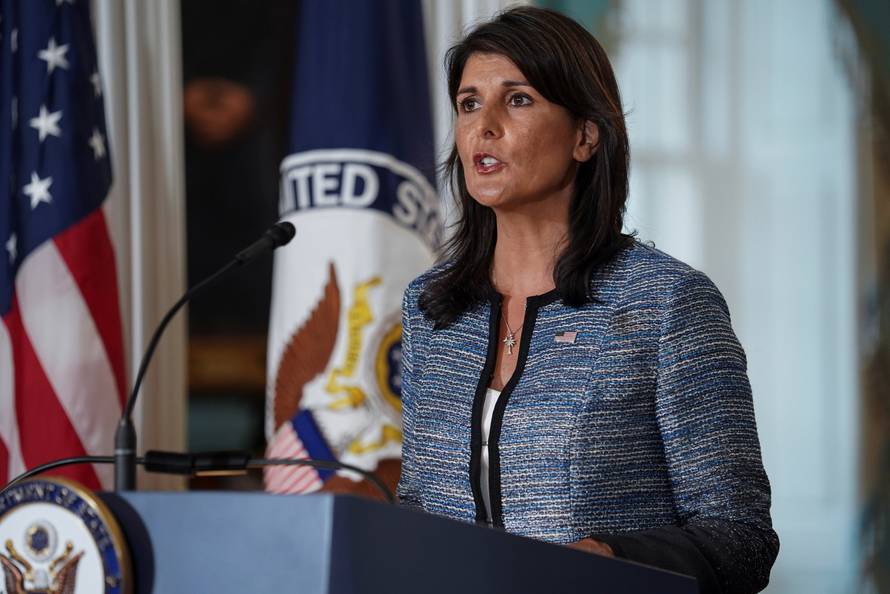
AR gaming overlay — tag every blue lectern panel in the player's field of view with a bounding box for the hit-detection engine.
[101,491,334,593]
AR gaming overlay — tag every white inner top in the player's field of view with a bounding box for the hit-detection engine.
[480,387,502,523]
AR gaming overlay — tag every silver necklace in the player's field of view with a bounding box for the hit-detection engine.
[503,317,523,356]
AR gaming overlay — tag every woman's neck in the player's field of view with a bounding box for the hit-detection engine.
[491,201,569,297]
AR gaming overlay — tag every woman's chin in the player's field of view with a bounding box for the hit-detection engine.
[469,190,554,213]
[471,194,509,210]
[468,186,511,209]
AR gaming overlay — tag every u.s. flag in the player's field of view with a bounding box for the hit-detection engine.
[265,0,441,495]
[0,1,125,490]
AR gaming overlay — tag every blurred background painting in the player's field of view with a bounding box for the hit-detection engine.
[180,0,296,469]
[1,0,888,591]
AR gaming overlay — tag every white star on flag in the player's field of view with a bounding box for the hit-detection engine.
[90,72,102,97]
[23,172,53,209]
[10,29,17,53]
[88,128,106,159]
[5,233,15,263]
[29,105,63,141]
[38,37,70,73]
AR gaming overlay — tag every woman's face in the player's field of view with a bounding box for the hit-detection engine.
[455,52,593,211]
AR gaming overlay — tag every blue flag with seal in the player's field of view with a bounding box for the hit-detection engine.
[265,1,441,495]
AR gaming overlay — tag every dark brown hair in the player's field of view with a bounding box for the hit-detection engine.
[419,6,633,327]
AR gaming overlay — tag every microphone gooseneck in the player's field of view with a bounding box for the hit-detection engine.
[114,221,296,492]
[0,221,390,501]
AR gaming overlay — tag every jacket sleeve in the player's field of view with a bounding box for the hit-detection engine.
[396,284,422,510]
[593,270,779,594]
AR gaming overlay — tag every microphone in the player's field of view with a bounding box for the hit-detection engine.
[0,451,395,503]
[235,221,296,264]
[114,221,296,491]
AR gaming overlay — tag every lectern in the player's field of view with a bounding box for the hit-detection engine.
[98,492,697,594]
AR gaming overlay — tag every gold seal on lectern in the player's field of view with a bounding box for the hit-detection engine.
[0,478,130,594]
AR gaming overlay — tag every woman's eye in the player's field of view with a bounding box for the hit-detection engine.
[459,98,479,112]
[509,93,532,107]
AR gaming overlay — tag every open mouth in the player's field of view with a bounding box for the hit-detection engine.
[473,153,504,174]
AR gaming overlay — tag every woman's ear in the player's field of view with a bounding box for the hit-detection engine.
[573,120,599,162]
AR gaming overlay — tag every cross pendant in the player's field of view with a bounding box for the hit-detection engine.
[503,332,517,356]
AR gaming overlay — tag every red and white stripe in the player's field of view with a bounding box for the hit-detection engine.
[0,210,125,490]
[263,421,322,494]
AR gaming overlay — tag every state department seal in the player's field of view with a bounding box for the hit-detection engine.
[0,478,130,594]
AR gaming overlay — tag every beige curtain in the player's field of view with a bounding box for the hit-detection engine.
[92,0,187,491]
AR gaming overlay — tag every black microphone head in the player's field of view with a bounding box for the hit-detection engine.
[268,221,296,247]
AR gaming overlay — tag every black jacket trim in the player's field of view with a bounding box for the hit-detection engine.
[469,295,502,523]
[469,292,552,527]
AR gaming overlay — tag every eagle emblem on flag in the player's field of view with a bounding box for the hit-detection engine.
[266,257,412,495]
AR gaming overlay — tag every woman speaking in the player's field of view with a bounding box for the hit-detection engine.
[397,7,778,593]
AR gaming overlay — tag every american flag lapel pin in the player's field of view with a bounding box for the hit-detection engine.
[554,331,578,344]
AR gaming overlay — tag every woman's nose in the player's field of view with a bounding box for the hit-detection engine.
[476,104,504,139]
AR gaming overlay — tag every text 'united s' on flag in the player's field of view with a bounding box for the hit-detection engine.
[265,1,442,495]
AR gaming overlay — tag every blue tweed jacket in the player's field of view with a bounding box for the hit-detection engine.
[397,241,778,593]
